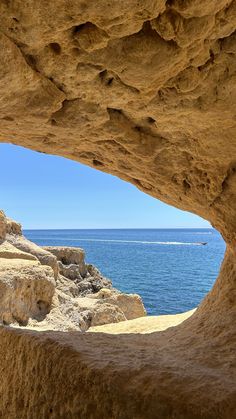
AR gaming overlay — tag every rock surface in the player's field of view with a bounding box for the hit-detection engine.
[0,1,236,417]
[0,212,146,332]
[89,309,196,334]
[43,246,87,277]
[0,259,55,326]
[0,1,236,243]
[6,229,59,277]
[89,288,147,321]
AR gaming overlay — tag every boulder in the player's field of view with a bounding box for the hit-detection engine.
[44,246,87,277]
[0,258,55,326]
[90,288,147,320]
[90,303,126,327]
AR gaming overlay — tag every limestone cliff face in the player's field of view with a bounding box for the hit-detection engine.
[0,1,236,418]
[0,1,236,242]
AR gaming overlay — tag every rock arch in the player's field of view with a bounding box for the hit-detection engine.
[0,1,235,417]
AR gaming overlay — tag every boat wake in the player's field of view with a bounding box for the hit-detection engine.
[33,238,207,246]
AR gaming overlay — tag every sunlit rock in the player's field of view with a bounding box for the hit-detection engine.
[0,0,235,417]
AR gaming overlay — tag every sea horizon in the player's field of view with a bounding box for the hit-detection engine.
[25,228,225,316]
[24,227,215,231]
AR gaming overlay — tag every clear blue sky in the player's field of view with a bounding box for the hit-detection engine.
[0,143,211,229]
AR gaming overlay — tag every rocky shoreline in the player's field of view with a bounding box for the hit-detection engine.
[0,211,146,332]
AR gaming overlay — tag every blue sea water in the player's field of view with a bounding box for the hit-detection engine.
[24,229,225,315]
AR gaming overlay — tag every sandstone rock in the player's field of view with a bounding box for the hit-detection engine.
[89,309,196,334]
[0,211,6,241]
[5,217,22,235]
[0,1,235,243]
[44,246,87,277]
[90,303,126,327]
[56,261,112,298]
[45,245,113,297]
[7,234,58,277]
[34,289,92,332]
[0,258,55,326]
[57,273,82,298]
[57,261,82,281]
[0,225,146,333]
[0,0,235,416]
[0,241,37,261]
[54,279,145,330]
[90,288,147,320]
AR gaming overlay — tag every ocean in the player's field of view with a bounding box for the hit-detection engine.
[24,228,225,315]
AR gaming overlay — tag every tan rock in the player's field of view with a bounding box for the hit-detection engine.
[90,288,146,320]
[0,241,37,261]
[0,231,146,332]
[90,303,126,327]
[89,309,196,334]
[44,246,87,277]
[0,258,55,326]
[7,234,58,277]
[5,217,22,235]
[0,0,235,417]
[0,1,235,242]
[0,211,6,241]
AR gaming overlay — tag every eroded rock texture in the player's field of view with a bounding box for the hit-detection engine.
[0,1,236,418]
[0,0,236,241]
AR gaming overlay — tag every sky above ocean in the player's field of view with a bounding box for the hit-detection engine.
[0,143,211,229]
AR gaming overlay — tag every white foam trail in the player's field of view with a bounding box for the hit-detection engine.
[188,232,212,235]
[27,237,206,245]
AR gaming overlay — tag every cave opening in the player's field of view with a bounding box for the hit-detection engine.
[0,143,225,329]
[0,0,235,415]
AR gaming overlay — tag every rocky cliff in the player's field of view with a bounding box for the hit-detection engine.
[0,0,235,417]
[0,211,146,332]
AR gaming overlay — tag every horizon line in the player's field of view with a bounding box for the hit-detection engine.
[23,227,214,231]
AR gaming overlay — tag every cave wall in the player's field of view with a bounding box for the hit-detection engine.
[0,0,236,241]
[0,250,235,418]
[0,1,236,418]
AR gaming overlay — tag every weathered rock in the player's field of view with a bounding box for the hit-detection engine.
[44,246,87,277]
[75,272,112,296]
[89,288,147,320]
[89,309,196,334]
[0,1,236,243]
[54,278,145,330]
[5,217,22,236]
[7,234,58,277]
[0,211,6,241]
[58,261,82,281]
[46,245,114,297]
[0,258,55,326]
[90,303,126,327]
[0,241,37,261]
[0,224,146,333]
[56,273,81,298]
[0,0,235,417]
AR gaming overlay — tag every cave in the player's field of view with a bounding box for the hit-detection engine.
[0,1,235,418]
